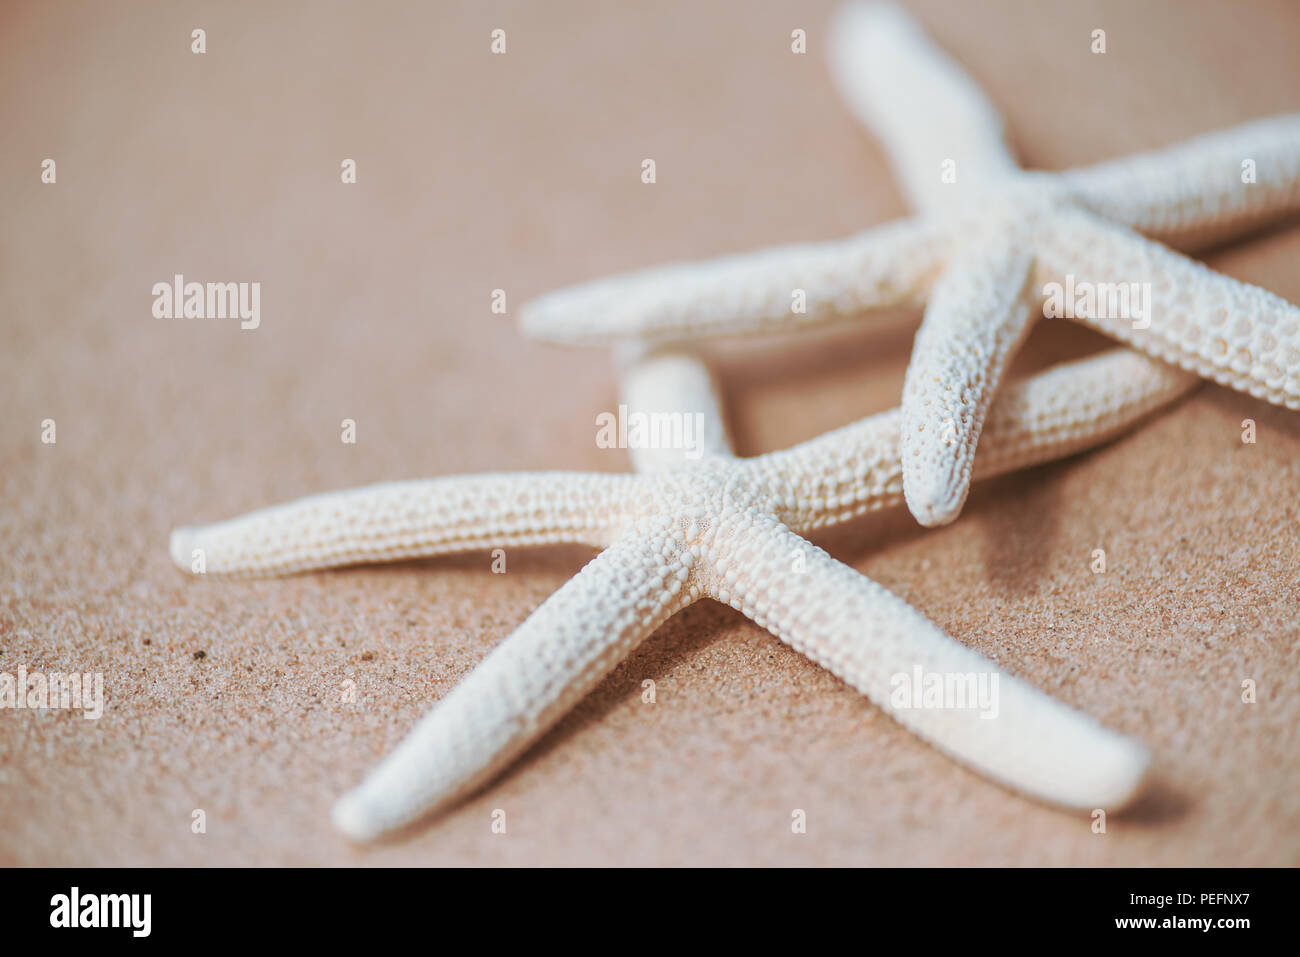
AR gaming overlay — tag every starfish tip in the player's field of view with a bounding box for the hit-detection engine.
[331,792,383,842]
[1097,739,1154,811]
[168,527,196,571]
[515,301,540,331]
[516,297,569,342]
[903,480,967,528]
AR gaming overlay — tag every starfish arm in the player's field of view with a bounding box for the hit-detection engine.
[617,344,735,472]
[518,217,943,346]
[708,514,1149,809]
[758,349,1197,532]
[168,472,639,577]
[1038,209,1300,409]
[1061,114,1300,251]
[899,238,1037,526]
[828,1,1023,211]
[331,529,696,840]
[972,348,1198,471]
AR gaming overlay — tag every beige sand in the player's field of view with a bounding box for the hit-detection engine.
[2,0,1298,865]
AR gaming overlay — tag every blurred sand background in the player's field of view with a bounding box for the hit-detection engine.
[2,0,1299,865]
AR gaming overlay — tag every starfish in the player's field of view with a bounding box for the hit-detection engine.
[519,1,1300,528]
[170,345,1194,840]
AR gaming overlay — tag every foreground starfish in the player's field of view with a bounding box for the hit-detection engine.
[171,346,1194,839]
[520,1,1300,527]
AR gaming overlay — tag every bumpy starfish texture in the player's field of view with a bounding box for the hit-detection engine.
[171,346,1194,839]
[519,1,1300,528]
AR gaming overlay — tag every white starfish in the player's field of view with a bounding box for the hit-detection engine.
[519,1,1300,528]
[170,346,1194,840]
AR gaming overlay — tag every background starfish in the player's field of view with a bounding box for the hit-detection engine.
[172,347,1193,839]
[520,1,1300,528]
